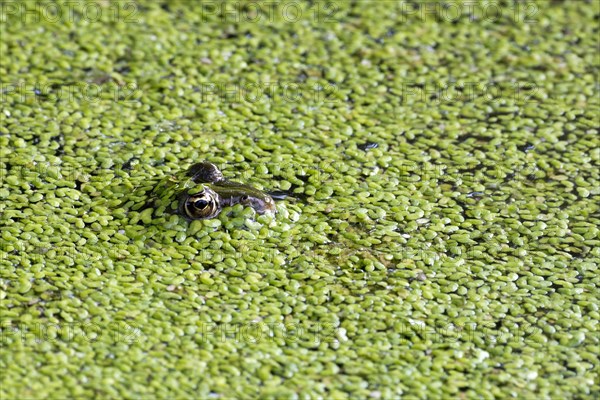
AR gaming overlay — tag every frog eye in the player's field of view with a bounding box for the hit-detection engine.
[194,199,209,210]
[187,162,224,183]
[181,188,220,220]
[240,195,249,202]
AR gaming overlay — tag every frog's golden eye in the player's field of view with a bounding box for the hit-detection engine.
[181,188,220,220]
[194,199,209,209]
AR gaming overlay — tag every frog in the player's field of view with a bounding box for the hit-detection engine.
[154,162,276,220]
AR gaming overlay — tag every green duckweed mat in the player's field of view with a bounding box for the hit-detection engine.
[1,1,599,398]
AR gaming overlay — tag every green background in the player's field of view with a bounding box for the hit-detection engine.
[1,1,598,398]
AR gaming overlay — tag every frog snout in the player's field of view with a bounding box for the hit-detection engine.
[256,196,277,215]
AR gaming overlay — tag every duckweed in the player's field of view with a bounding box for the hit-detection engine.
[1,1,599,399]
